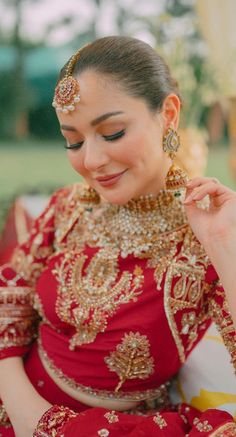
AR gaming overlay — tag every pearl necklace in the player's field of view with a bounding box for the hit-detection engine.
[73,189,188,258]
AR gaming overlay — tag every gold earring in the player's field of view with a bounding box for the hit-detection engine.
[163,127,188,193]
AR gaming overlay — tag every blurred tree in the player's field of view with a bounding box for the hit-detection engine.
[11,0,28,138]
[132,0,219,129]
[166,0,193,16]
[44,0,104,49]
[0,0,219,139]
[0,0,42,139]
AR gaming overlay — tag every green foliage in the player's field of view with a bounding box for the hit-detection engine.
[0,139,80,200]
[166,0,193,16]
[0,71,17,137]
[158,38,219,128]
[0,0,222,138]
[0,70,26,137]
[139,0,221,128]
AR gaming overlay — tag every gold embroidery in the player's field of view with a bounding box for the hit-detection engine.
[52,185,223,368]
[105,332,154,392]
[147,227,187,290]
[163,228,211,362]
[54,250,144,349]
[181,312,196,335]
[0,313,37,350]
[153,412,167,429]
[51,186,193,359]
[98,430,109,437]
[209,422,236,436]
[33,405,77,437]
[104,411,119,424]
[0,283,32,305]
[11,205,54,285]
[0,267,38,350]
[123,391,171,415]
[0,403,10,427]
[54,184,215,361]
[209,297,236,371]
[38,339,167,401]
[0,264,33,296]
[52,184,205,359]
[33,293,54,329]
[11,248,43,285]
[193,417,213,432]
[54,184,86,244]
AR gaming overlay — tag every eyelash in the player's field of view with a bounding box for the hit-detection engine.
[64,129,126,151]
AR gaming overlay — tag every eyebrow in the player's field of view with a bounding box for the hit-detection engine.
[60,111,124,132]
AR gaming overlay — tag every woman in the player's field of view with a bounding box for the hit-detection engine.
[0,36,235,437]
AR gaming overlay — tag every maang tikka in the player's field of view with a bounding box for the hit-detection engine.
[163,126,188,193]
[52,45,89,113]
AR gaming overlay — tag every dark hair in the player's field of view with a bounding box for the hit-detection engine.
[59,36,181,112]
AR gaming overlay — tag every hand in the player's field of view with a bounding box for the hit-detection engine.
[13,398,52,437]
[0,357,52,437]
[184,177,236,248]
[184,177,236,329]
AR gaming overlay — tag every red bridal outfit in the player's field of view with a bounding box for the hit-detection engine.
[0,184,235,437]
[0,197,34,264]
